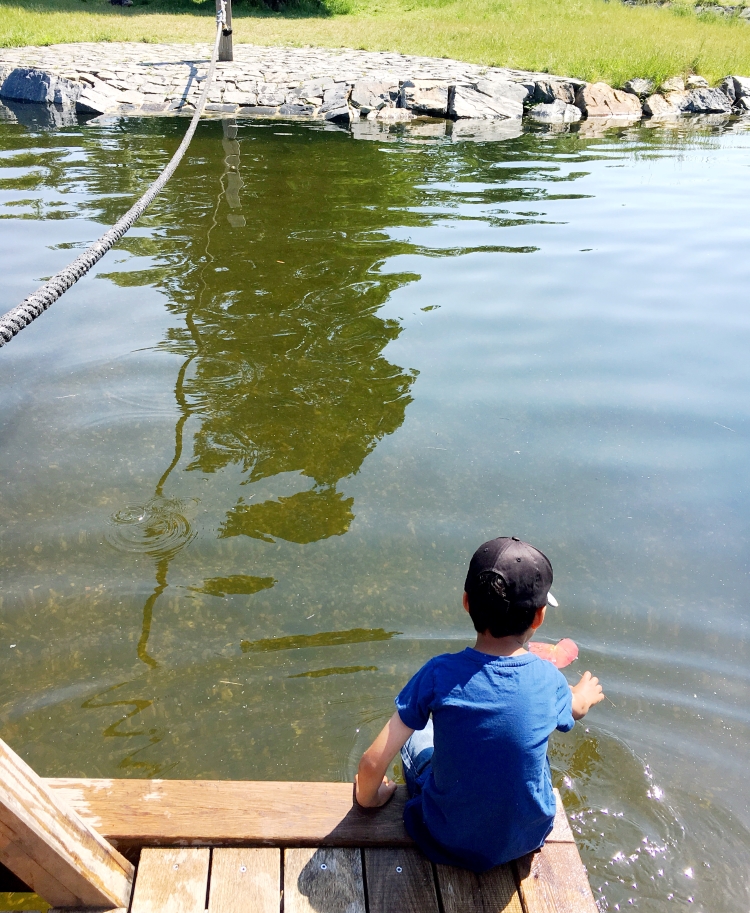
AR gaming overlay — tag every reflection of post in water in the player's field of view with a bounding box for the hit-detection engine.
[133,120,245,670]
[222,118,245,228]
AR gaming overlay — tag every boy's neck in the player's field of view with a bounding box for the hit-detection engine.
[473,629,532,657]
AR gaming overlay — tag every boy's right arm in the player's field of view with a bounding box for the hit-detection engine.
[355,711,414,808]
[570,671,604,720]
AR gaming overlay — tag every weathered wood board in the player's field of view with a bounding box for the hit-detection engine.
[129,847,209,913]
[364,847,440,913]
[284,847,365,913]
[436,863,524,913]
[42,780,572,849]
[515,841,598,913]
[208,848,280,913]
[0,738,134,909]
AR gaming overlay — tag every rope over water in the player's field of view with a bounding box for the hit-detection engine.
[0,2,227,349]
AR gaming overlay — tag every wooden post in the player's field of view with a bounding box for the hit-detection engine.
[216,0,233,62]
[0,738,134,909]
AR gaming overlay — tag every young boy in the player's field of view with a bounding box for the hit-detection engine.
[354,536,603,872]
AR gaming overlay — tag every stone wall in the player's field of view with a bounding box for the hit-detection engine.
[0,43,748,130]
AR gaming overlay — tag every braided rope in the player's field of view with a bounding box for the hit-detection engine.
[0,10,225,349]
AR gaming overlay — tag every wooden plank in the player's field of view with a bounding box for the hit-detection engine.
[364,847,439,913]
[43,780,573,849]
[44,780,411,849]
[514,843,598,913]
[546,790,575,844]
[207,848,280,913]
[284,847,365,913]
[49,901,129,913]
[130,848,209,913]
[0,738,134,908]
[436,863,523,913]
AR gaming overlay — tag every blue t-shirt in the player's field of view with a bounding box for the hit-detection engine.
[395,648,575,872]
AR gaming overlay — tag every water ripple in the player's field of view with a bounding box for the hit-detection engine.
[105,497,197,559]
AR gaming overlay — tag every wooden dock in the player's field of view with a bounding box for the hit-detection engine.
[1,739,597,913]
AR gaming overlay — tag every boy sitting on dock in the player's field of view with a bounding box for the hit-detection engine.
[354,536,603,872]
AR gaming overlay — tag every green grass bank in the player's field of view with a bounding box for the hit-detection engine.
[2,0,750,87]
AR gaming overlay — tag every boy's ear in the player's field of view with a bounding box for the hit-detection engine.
[463,592,470,613]
[530,605,546,630]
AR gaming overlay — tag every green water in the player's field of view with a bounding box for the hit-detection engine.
[2,112,750,912]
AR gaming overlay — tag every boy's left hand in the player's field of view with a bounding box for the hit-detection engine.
[355,774,397,808]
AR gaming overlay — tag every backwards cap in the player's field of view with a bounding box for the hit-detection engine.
[465,536,556,610]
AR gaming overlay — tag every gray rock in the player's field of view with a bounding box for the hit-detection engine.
[719,75,737,102]
[286,82,324,105]
[686,74,709,88]
[224,90,257,106]
[741,7,750,17]
[622,77,654,98]
[0,67,80,106]
[350,79,396,114]
[732,75,750,98]
[401,79,451,116]
[450,84,523,119]
[534,78,577,105]
[475,77,529,105]
[643,92,689,117]
[257,84,287,107]
[323,83,349,107]
[323,105,350,123]
[527,99,582,122]
[247,106,279,116]
[76,88,119,115]
[738,96,750,111]
[684,87,732,113]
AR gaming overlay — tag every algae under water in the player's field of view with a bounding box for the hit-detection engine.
[1,112,750,912]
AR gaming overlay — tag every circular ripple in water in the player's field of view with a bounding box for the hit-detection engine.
[106,497,197,559]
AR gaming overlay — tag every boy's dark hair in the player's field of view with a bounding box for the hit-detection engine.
[465,571,538,638]
[464,537,553,638]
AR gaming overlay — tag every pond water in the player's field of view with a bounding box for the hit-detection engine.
[1,112,750,912]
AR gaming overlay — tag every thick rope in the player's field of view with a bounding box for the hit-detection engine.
[0,8,225,349]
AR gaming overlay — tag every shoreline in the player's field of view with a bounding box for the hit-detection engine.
[1,42,749,133]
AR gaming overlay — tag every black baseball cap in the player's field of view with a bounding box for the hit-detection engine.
[464,536,557,610]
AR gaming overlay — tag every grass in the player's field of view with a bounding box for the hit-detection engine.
[1,0,750,86]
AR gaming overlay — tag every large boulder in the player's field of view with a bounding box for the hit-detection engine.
[686,75,709,89]
[0,67,80,106]
[475,77,529,106]
[534,79,578,105]
[719,75,737,103]
[643,92,689,117]
[721,75,750,106]
[685,88,732,113]
[622,77,654,99]
[400,80,451,116]
[350,80,397,115]
[574,82,642,117]
[527,99,582,122]
[450,84,523,119]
